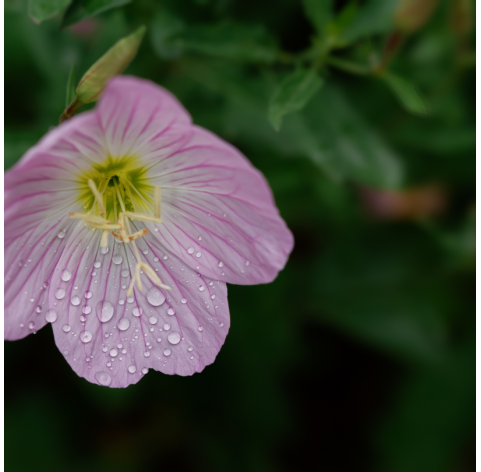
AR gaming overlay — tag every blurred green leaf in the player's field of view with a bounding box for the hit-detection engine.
[150,8,186,60]
[28,0,71,24]
[268,67,323,131]
[152,20,279,63]
[302,0,333,37]
[339,0,398,45]
[5,131,42,170]
[65,62,76,107]
[383,72,427,115]
[61,0,130,28]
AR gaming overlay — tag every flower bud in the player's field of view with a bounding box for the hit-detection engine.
[394,0,439,34]
[76,25,146,104]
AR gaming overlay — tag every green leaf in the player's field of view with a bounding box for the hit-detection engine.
[151,20,279,63]
[61,0,131,28]
[28,0,71,24]
[268,68,323,131]
[302,0,333,37]
[383,72,427,115]
[65,62,76,107]
[150,9,186,60]
[339,0,398,45]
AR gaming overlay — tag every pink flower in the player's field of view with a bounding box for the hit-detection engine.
[5,76,293,387]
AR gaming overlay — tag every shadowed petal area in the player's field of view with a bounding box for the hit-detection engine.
[48,222,230,388]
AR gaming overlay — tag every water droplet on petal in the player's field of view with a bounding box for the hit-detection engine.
[62,324,71,333]
[112,254,123,265]
[96,300,114,323]
[55,288,65,300]
[168,331,181,345]
[167,308,175,316]
[181,298,187,304]
[82,305,91,314]
[45,309,57,323]
[84,291,92,299]
[142,367,148,374]
[188,346,193,352]
[80,331,92,343]
[187,247,194,254]
[148,316,158,325]
[61,270,72,282]
[71,295,80,306]
[109,348,118,357]
[100,247,109,255]
[118,318,130,331]
[163,323,170,331]
[57,231,66,239]
[28,322,35,330]
[198,326,203,332]
[94,261,101,269]
[163,349,171,357]
[35,305,42,314]
[147,287,165,307]
[199,285,205,292]
[218,261,224,268]
[95,371,112,386]
[144,351,150,357]
[121,269,129,278]
[132,306,143,317]
[196,252,201,258]
[211,294,216,300]
[128,365,136,373]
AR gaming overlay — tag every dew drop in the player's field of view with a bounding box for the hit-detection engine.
[112,254,123,265]
[187,247,194,254]
[144,351,150,358]
[147,287,165,307]
[121,269,129,278]
[94,261,101,269]
[71,295,80,306]
[57,231,66,239]
[132,306,143,317]
[35,305,42,314]
[61,270,72,282]
[96,300,114,323]
[127,297,134,304]
[142,367,148,374]
[181,298,187,304]
[45,309,57,323]
[109,348,118,357]
[95,371,112,386]
[163,323,171,331]
[28,322,35,330]
[211,294,216,300]
[84,291,92,299]
[118,318,130,331]
[148,316,158,325]
[188,346,193,352]
[100,247,109,255]
[167,308,175,316]
[168,331,181,345]
[62,324,71,333]
[128,365,136,373]
[218,261,224,268]
[163,349,171,357]
[198,326,204,332]
[82,306,92,315]
[196,252,201,258]
[198,285,205,292]
[80,331,92,343]
[55,288,65,300]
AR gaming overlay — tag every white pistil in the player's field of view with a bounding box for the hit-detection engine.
[88,179,106,216]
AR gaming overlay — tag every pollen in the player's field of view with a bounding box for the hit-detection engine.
[72,159,170,296]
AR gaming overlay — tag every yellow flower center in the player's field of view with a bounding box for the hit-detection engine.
[70,156,170,296]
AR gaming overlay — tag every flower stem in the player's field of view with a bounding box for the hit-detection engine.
[59,96,84,124]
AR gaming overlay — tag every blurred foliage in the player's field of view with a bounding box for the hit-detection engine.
[4,0,475,471]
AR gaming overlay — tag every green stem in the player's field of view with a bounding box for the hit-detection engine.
[325,56,371,76]
[59,96,84,124]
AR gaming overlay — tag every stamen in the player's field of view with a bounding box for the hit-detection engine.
[154,186,161,219]
[117,213,130,243]
[88,179,106,216]
[100,229,110,248]
[69,213,120,230]
[122,211,162,224]
[140,262,171,290]
[112,228,149,242]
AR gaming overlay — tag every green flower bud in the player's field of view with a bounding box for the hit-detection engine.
[394,0,439,34]
[76,25,146,104]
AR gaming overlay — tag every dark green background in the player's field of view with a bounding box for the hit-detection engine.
[5,0,475,471]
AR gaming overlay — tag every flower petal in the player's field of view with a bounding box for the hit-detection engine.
[96,76,192,158]
[144,126,294,285]
[48,222,230,388]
